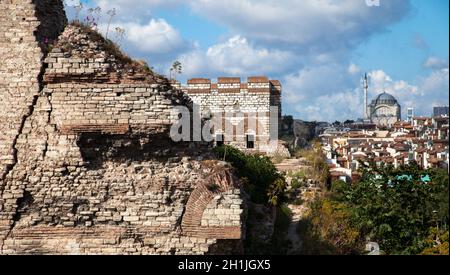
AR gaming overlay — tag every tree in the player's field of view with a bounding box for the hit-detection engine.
[307,161,449,254]
[170,61,182,80]
[344,120,355,125]
[348,161,448,254]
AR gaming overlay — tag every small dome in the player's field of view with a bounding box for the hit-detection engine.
[372,92,398,105]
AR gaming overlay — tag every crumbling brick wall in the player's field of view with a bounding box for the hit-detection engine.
[0,1,246,255]
[0,0,66,181]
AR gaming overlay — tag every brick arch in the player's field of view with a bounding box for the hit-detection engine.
[181,168,242,239]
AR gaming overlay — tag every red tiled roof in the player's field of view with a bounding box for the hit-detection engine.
[247,76,269,83]
[218,77,241,84]
[384,157,394,163]
[270,80,281,86]
[353,155,367,160]
[187,78,211,84]
[429,157,440,164]
[416,148,426,153]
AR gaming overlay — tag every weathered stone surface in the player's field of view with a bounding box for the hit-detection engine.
[183,77,284,155]
[0,1,246,255]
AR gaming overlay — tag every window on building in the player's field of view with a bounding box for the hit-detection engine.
[246,135,255,149]
[216,134,224,147]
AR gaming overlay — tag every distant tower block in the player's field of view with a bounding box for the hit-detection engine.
[407,108,414,122]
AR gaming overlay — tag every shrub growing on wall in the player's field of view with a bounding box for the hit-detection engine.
[214,145,287,206]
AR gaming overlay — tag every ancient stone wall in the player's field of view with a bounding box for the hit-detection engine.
[0,2,246,255]
[0,0,66,181]
[183,77,282,154]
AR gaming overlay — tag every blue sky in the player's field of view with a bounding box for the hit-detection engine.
[353,0,449,81]
[67,0,449,122]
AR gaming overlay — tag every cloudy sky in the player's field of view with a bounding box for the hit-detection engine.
[65,0,449,122]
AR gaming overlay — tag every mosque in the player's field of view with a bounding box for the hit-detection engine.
[363,74,401,127]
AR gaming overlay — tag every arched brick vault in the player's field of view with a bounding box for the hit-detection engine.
[181,167,243,239]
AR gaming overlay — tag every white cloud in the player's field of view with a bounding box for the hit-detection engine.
[179,36,294,77]
[366,68,449,117]
[67,1,192,62]
[282,64,365,121]
[368,70,393,91]
[306,90,363,122]
[116,19,184,54]
[189,0,410,50]
[65,0,81,6]
[419,68,449,108]
[73,0,446,122]
[368,70,420,100]
[94,0,185,19]
[88,0,411,62]
[282,65,449,122]
[348,63,361,74]
[83,0,410,80]
[423,57,449,70]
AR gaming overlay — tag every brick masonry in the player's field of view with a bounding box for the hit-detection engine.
[181,76,288,156]
[0,1,246,255]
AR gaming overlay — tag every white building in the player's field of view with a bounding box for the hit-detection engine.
[368,92,401,127]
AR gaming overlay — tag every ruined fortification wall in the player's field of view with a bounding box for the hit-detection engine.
[0,0,66,181]
[184,77,283,154]
[0,2,246,255]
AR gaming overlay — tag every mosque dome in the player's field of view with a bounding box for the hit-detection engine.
[371,92,398,106]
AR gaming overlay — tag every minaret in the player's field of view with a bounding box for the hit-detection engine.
[363,73,369,119]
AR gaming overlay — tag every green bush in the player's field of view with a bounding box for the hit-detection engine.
[307,161,449,255]
[293,198,304,205]
[292,142,330,188]
[291,178,303,190]
[279,204,293,224]
[214,145,287,206]
[271,153,287,164]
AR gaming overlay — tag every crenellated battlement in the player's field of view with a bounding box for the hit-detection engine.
[183,76,282,95]
[182,76,284,155]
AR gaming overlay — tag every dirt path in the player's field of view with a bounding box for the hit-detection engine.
[285,204,305,254]
[276,158,322,254]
